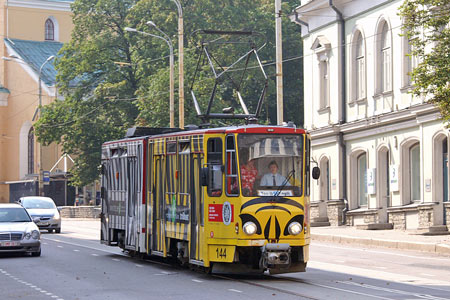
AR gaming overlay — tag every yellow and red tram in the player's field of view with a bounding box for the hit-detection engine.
[100,124,316,274]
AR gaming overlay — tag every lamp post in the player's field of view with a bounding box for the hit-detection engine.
[125,26,175,128]
[275,0,284,125]
[38,55,55,196]
[170,0,184,129]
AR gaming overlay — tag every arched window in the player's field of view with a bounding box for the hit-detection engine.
[28,128,34,174]
[410,143,421,201]
[357,153,367,206]
[355,31,366,100]
[380,22,392,92]
[45,18,55,41]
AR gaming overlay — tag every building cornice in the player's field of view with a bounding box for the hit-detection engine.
[8,0,72,12]
[309,103,441,143]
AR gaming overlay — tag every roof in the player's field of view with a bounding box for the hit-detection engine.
[0,85,10,94]
[4,38,63,86]
[0,203,23,208]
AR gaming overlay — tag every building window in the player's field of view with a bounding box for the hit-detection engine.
[410,143,421,201]
[380,22,392,92]
[357,153,367,206]
[28,128,34,174]
[319,60,329,108]
[319,157,330,201]
[45,19,55,41]
[354,31,366,100]
[403,37,417,87]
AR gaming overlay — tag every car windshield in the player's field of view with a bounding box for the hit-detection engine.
[0,208,31,222]
[22,198,56,209]
[238,134,304,197]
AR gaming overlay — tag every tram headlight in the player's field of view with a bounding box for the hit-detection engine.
[288,222,303,236]
[243,221,257,235]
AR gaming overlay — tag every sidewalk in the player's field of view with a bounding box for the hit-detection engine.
[311,226,450,256]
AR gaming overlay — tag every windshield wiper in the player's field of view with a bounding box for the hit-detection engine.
[274,170,295,198]
[12,220,30,222]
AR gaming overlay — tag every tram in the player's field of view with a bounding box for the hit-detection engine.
[100,124,319,274]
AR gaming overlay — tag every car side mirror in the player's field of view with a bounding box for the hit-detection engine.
[200,167,209,187]
[33,217,40,223]
[312,166,320,180]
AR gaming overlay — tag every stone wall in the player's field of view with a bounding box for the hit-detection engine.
[388,211,406,230]
[418,206,434,229]
[445,203,450,228]
[327,200,345,226]
[60,206,101,218]
[310,202,320,220]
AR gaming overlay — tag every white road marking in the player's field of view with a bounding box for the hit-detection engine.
[91,253,99,257]
[314,243,450,262]
[192,279,203,283]
[308,261,450,290]
[135,264,143,268]
[57,245,63,248]
[228,289,243,293]
[307,281,395,300]
[421,273,436,277]
[73,249,80,252]
[334,260,346,263]
[112,258,121,262]
[0,268,63,300]
[339,281,449,300]
[375,266,387,269]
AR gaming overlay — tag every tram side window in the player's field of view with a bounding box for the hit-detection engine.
[226,135,239,196]
[207,138,223,197]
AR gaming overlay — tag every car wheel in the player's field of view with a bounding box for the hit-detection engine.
[48,229,54,233]
[55,228,61,233]
[31,249,41,257]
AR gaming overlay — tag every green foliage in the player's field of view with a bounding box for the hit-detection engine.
[399,0,450,122]
[35,0,304,187]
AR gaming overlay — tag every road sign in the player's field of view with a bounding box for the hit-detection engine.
[43,171,50,185]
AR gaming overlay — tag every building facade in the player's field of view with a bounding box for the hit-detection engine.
[291,0,449,231]
[0,0,74,203]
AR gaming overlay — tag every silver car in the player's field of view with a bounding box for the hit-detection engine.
[0,203,41,256]
[19,196,61,233]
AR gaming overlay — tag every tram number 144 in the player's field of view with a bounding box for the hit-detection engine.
[216,247,227,259]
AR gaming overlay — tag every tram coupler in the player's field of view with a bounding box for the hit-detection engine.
[259,243,291,270]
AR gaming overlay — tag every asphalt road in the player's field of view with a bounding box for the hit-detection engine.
[0,219,449,300]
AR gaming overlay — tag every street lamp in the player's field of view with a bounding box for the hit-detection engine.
[125,26,175,128]
[38,55,55,196]
[170,0,185,129]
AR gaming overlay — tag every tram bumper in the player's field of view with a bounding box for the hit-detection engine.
[260,243,291,270]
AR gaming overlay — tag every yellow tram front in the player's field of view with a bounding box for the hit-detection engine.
[203,126,313,274]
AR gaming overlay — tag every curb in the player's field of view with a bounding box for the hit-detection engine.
[311,233,450,256]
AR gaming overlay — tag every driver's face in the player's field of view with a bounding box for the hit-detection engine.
[269,164,278,174]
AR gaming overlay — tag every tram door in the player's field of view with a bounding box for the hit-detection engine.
[152,155,165,253]
[190,153,203,261]
[125,146,138,251]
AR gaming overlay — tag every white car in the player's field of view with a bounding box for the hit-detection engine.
[0,203,41,256]
[19,196,61,233]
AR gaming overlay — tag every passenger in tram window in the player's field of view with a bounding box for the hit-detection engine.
[260,161,290,187]
[241,158,259,196]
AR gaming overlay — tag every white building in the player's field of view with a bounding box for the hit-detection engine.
[290,0,449,231]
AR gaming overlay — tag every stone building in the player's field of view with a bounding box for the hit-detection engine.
[0,0,74,204]
[291,0,449,232]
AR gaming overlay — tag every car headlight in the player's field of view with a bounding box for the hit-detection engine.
[31,230,40,240]
[53,212,60,220]
[288,222,303,235]
[24,232,31,239]
[243,221,257,235]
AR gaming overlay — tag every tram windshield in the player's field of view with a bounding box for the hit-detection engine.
[237,134,304,197]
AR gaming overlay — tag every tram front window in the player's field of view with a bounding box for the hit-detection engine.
[237,134,304,197]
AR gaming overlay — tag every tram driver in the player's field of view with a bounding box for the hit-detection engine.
[260,161,290,187]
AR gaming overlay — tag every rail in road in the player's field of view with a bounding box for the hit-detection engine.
[0,219,449,300]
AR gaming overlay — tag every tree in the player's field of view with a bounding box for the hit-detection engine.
[35,0,304,187]
[35,0,143,186]
[399,0,450,122]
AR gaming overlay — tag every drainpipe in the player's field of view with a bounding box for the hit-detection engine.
[329,0,347,225]
[292,12,309,32]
